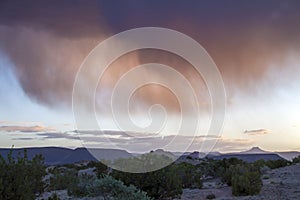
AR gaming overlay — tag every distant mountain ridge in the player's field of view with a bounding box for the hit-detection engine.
[0,146,299,165]
[240,147,269,154]
[0,147,132,165]
[232,147,300,161]
[210,153,284,162]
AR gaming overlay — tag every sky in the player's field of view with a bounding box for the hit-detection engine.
[0,0,299,153]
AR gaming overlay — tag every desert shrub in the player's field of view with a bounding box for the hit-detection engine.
[110,153,182,199]
[196,158,223,179]
[49,168,78,191]
[110,156,203,199]
[265,159,289,169]
[68,175,151,200]
[206,193,216,199]
[47,193,61,200]
[112,153,174,173]
[253,159,290,170]
[61,163,88,171]
[67,173,94,197]
[231,164,262,196]
[112,163,182,199]
[292,155,300,164]
[48,162,108,196]
[220,163,238,185]
[208,158,263,196]
[209,158,245,184]
[174,162,202,188]
[220,163,234,186]
[87,175,150,200]
[0,148,46,200]
[253,159,266,169]
[49,166,134,199]
[87,161,109,178]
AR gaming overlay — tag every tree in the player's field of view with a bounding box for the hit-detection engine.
[0,148,46,200]
[49,168,78,192]
[112,162,183,199]
[174,162,202,188]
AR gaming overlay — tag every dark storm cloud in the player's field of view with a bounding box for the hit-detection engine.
[0,0,108,38]
[0,0,300,109]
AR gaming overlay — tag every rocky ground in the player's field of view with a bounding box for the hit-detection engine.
[37,163,300,200]
[181,163,300,200]
[37,190,103,200]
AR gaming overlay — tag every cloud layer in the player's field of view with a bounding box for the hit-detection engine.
[244,129,271,135]
[0,0,300,112]
[10,130,253,153]
[0,125,55,133]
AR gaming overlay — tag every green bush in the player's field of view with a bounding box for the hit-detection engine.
[67,173,94,197]
[112,164,182,199]
[0,148,46,200]
[88,175,150,200]
[209,158,245,185]
[265,159,289,169]
[174,162,202,188]
[49,168,78,192]
[109,154,184,199]
[206,158,263,196]
[111,156,204,199]
[253,159,266,167]
[220,159,245,186]
[51,166,151,200]
[231,164,262,196]
[68,175,151,200]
